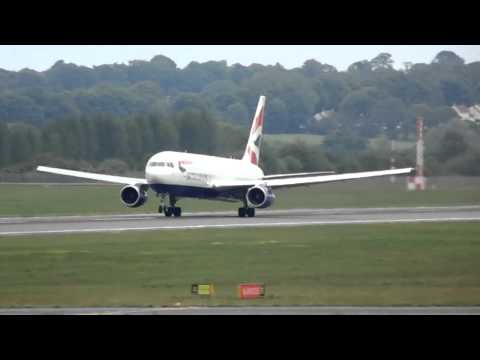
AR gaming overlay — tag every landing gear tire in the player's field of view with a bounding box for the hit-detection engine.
[247,208,255,217]
[173,207,182,217]
[165,206,181,217]
[158,205,163,214]
[238,208,246,217]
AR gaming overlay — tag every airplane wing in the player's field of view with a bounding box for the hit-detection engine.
[213,168,414,189]
[37,166,148,185]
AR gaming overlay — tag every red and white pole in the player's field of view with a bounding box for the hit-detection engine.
[407,117,427,191]
[390,139,396,183]
[415,117,426,190]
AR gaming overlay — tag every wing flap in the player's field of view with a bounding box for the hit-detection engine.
[37,166,148,185]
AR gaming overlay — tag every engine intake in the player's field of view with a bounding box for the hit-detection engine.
[246,185,275,209]
[120,185,148,208]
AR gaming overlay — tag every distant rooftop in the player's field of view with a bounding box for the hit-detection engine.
[452,104,480,122]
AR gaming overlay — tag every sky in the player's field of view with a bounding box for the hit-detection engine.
[0,45,479,72]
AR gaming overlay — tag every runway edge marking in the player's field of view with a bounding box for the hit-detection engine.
[1,217,480,236]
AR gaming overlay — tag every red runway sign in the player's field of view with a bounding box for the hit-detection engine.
[239,284,265,299]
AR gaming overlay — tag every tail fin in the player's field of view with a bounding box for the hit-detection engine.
[242,95,266,165]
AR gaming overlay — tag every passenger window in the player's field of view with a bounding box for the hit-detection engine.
[159,162,165,167]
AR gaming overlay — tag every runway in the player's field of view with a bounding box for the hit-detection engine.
[1,206,480,236]
[1,306,479,315]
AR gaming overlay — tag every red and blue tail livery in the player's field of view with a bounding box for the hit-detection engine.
[242,96,265,165]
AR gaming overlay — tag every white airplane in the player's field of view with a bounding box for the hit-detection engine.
[37,96,413,217]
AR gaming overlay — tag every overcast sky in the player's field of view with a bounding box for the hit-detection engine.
[0,45,479,72]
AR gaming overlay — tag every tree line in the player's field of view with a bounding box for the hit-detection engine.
[1,108,479,177]
[1,49,479,177]
[0,50,479,138]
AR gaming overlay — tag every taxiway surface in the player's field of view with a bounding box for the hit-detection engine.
[0,206,479,236]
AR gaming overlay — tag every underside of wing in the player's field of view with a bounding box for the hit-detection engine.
[37,166,148,185]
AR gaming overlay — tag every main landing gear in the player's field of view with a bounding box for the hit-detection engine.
[238,207,255,217]
[158,194,182,217]
[164,206,181,217]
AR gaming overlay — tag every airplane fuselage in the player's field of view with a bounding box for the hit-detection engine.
[146,151,264,201]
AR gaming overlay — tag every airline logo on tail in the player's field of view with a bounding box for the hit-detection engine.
[243,96,266,165]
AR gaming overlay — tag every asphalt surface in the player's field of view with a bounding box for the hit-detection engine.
[0,206,480,236]
[0,306,479,315]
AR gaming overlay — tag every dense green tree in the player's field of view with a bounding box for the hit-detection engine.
[265,98,289,133]
[338,87,384,136]
[180,61,228,92]
[0,93,43,123]
[176,109,217,154]
[7,123,38,164]
[370,53,394,71]
[312,75,349,111]
[226,102,250,126]
[171,93,212,113]
[369,97,408,138]
[15,69,47,88]
[94,63,129,85]
[149,114,179,152]
[45,60,97,90]
[301,59,337,78]
[0,122,10,167]
[432,51,465,66]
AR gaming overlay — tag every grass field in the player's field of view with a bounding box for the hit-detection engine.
[1,222,479,307]
[264,134,325,146]
[0,176,479,217]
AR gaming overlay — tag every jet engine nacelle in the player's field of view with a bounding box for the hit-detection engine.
[246,185,275,209]
[120,185,148,208]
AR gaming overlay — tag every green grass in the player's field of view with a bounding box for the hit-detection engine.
[1,222,480,307]
[264,133,325,146]
[369,137,415,150]
[0,177,479,217]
